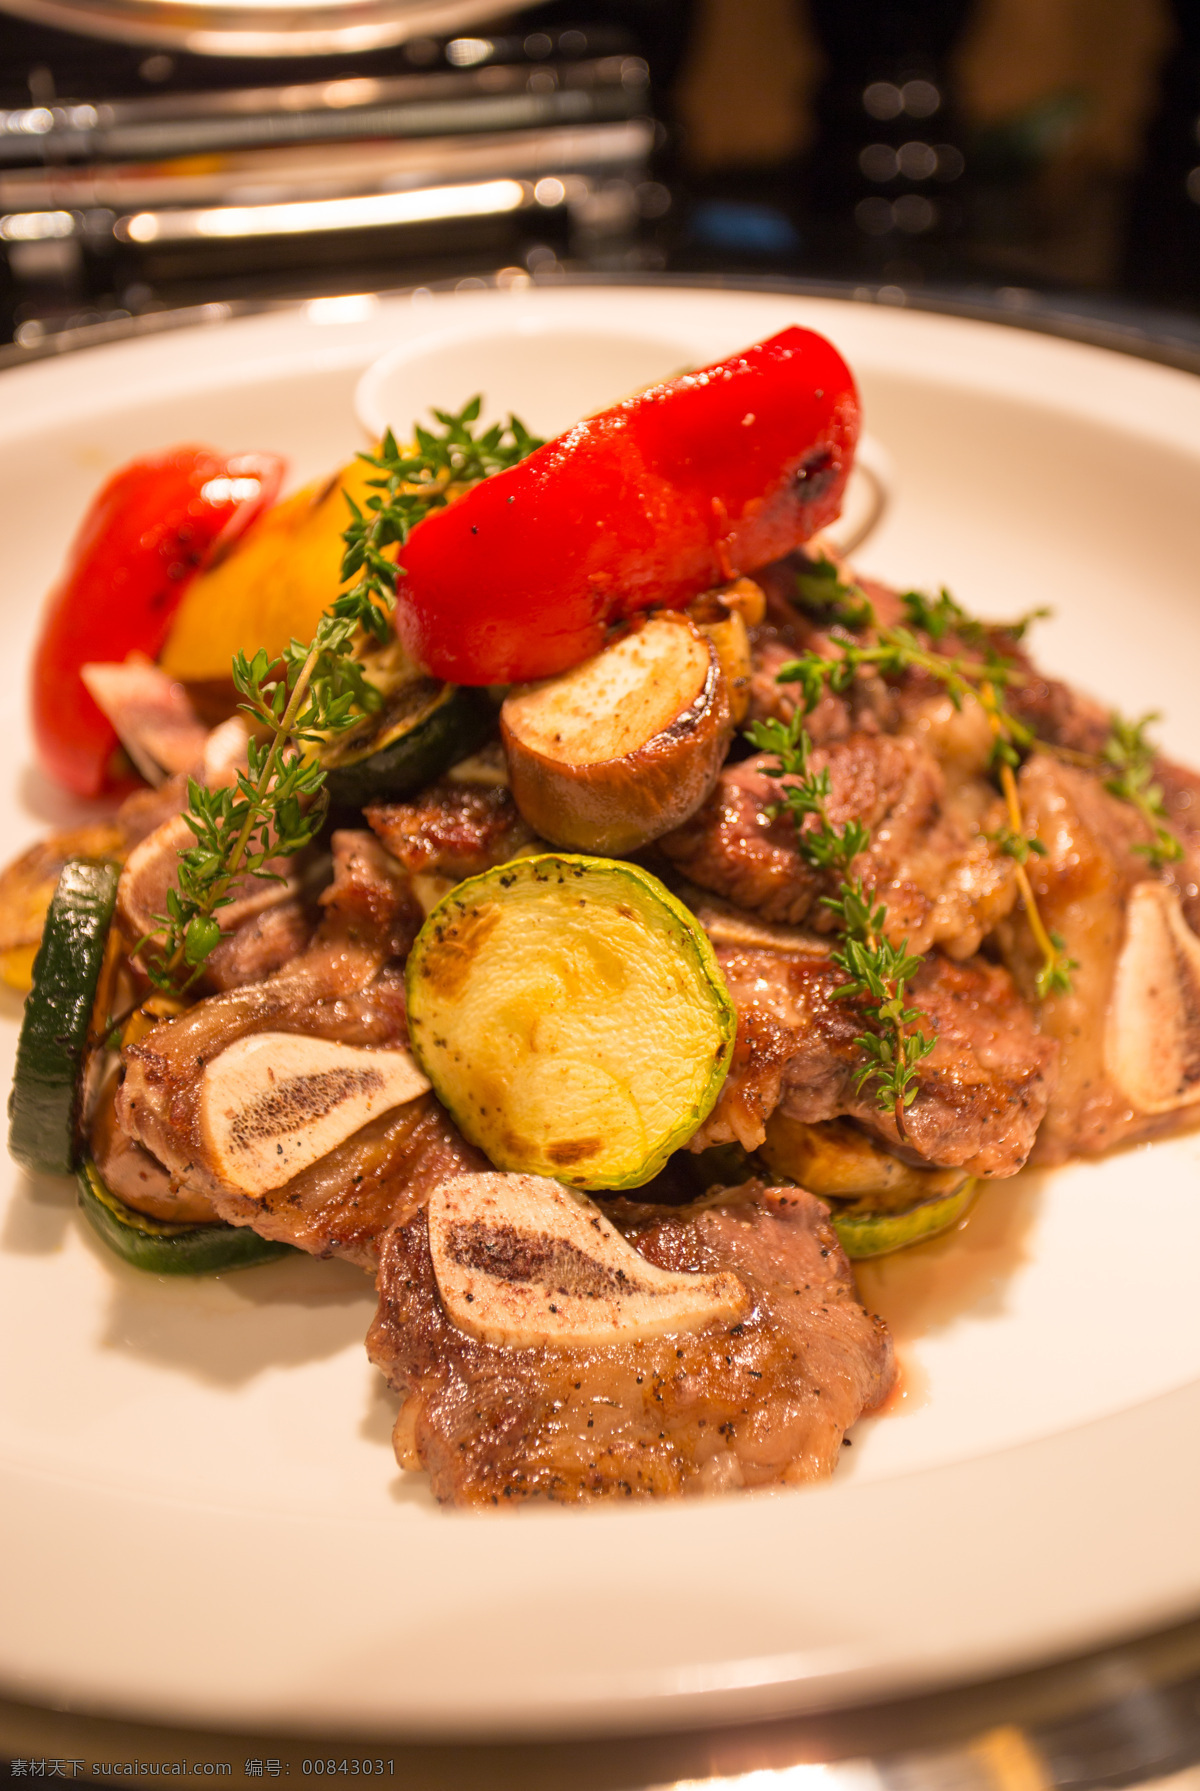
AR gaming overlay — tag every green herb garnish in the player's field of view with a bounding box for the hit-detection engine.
[744,708,932,1134]
[826,878,936,1128]
[149,398,541,993]
[774,570,1075,1002]
[1103,712,1184,871]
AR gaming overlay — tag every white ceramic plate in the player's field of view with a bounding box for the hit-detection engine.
[3,284,1200,1741]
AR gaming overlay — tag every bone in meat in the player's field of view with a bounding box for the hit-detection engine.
[368,1178,895,1504]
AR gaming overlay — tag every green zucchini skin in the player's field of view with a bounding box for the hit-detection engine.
[322,680,494,808]
[830,1178,978,1259]
[8,859,118,1176]
[407,852,737,1190]
[77,1159,294,1275]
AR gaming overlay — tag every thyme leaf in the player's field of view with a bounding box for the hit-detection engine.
[772,595,1074,1001]
[743,712,870,875]
[148,397,541,993]
[744,712,932,1132]
[1103,711,1184,869]
[825,879,936,1127]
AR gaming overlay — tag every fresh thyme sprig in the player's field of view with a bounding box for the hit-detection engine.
[148,605,386,989]
[744,711,870,873]
[340,398,542,624]
[776,617,1031,739]
[898,585,1050,650]
[794,556,875,630]
[825,879,936,1132]
[745,709,932,1134]
[149,398,542,993]
[1103,712,1184,870]
[774,574,1076,1000]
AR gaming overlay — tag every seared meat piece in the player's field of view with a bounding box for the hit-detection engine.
[203,896,317,992]
[999,755,1200,1161]
[367,1179,894,1504]
[92,1070,219,1224]
[211,1095,485,1268]
[366,777,537,885]
[745,568,901,742]
[116,831,436,1249]
[1002,663,1111,761]
[659,734,1015,958]
[697,940,1056,1176]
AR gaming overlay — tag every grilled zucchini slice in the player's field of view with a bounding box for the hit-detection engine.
[77,1158,294,1275]
[322,677,493,808]
[830,1179,978,1259]
[405,854,736,1190]
[8,859,118,1176]
[758,1113,977,1258]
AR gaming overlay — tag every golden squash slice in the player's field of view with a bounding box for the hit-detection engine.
[405,854,736,1189]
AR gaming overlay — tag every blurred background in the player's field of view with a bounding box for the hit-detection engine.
[0,0,1197,348]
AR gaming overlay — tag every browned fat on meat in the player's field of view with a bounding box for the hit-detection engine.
[207,1095,485,1268]
[368,1180,894,1505]
[366,774,537,884]
[696,940,1056,1177]
[114,830,484,1263]
[659,734,1016,959]
[202,896,317,992]
[92,1069,221,1225]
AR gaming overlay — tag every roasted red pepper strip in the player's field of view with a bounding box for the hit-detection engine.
[31,446,284,797]
[394,325,859,685]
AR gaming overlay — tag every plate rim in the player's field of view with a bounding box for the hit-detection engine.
[2,281,1200,1740]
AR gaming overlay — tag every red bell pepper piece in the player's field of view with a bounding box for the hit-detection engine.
[393,325,859,685]
[31,446,285,798]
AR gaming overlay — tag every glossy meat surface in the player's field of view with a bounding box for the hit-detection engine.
[212,1095,484,1267]
[113,829,476,1262]
[697,941,1056,1176]
[660,735,1015,957]
[368,1180,894,1504]
[366,778,536,883]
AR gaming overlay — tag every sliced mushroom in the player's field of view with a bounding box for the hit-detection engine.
[200,1032,430,1194]
[687,577,765,725]
[117,813,299,950]
[428,1171,746,1348]
[1105,881,1200,1114]
[501,612,732,855]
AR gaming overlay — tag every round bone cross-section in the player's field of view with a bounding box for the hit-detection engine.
[428,1172,746,1348]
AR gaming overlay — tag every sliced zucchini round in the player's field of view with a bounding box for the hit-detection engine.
[8,859,119,1177]
[321,677,494,808]
[830,1178,978,1259]
[760,1112,967,1204]
[77,1159,294,1275]
[405,853,737,1190]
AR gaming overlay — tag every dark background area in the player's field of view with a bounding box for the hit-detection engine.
[1,0,1198,347]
